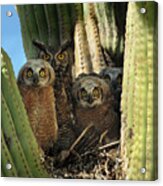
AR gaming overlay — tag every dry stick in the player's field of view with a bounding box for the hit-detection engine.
[58,124,94,161]
[99,129,109,144]
[98,140,120,150]
[69,124,94,152]
[81,140,120,157]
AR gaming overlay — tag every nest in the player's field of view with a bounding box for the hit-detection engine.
[45,140,122,180]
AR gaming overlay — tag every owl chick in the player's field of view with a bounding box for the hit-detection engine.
[100,67,123,112]
[33,40,76,153]
[72,74,120,146]
[17,59,58,154]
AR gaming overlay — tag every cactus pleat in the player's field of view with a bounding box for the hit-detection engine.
[57,4,72,43]
[33,5,49,45]
[74,4,92,77]
[84,3,106,73]
[1,131,18,177]
[1,48,50,178]
[16,6,35,59]
[44,5,59,48]
[120,2,158,180]
[94,2,127,65]
[2,93,32,177]
[145,2,158,180]
[17,5,40,58]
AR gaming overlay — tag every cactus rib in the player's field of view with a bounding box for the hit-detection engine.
[2,93,32,177]
[1,48,50,178]
[1,131,18,177]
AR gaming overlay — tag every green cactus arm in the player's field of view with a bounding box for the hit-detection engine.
[1,48,50,178]
[74,3,83,21]
[1,131,18,177]
[16,6,34,59]
[33,5,49,45]
[1,93,32,177]
[68,3,76,26]
[94,2,127,65]
[145,2,158,180]
[120,2,158,180]
[57,4,72,43]
[94,3,117,53]
[17,5,40,58]
[43,4,59,48]
[120,2,136,179]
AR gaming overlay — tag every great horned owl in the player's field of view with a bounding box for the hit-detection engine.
[17,59,58,154]
[32,39,73,75]
[72,74,120,146]
[33,40,76,153]
[100,67,123,112]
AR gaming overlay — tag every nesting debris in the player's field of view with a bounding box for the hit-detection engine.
[44,140,121,180]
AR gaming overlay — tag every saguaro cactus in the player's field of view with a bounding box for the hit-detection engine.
[1,48,50,178]
[1,2,158,179]
[120,1,158,180]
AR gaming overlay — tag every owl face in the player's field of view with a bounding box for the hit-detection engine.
[33,40,71,73]
[73,75,111,108]
[18,59,55,87]
[100,67,123,92]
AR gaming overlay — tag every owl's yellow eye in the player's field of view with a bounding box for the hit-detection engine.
[92,88,100,98]
[57,53,65,60]
[81,89,87,98]
[39,69,46,78]
[27,69,33,78]
[42,54,50,61]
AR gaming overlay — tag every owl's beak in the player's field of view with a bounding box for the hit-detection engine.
[33,75,39,85]
[88,96,93,104]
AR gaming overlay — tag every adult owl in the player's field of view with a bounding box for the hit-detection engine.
[33,40,76,154]
[72,74,120,146]
[17,59,58,155]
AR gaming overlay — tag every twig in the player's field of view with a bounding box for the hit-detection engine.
[98,140,120,150]
[81,140,120,157]
[69,124,94,152]
[58,124,94,162]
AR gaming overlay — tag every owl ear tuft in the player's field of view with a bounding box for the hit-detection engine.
[32,39,47,53]
[58,39,73,53]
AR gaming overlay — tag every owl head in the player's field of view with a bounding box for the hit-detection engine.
[100,67,123,93]
[33,40,72,73]
[72,74,112,108]
[17,59,55,87]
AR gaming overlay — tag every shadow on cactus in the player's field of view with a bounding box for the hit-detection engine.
[1,1,158,181]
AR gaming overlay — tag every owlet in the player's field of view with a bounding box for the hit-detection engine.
[17,59,58,154]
